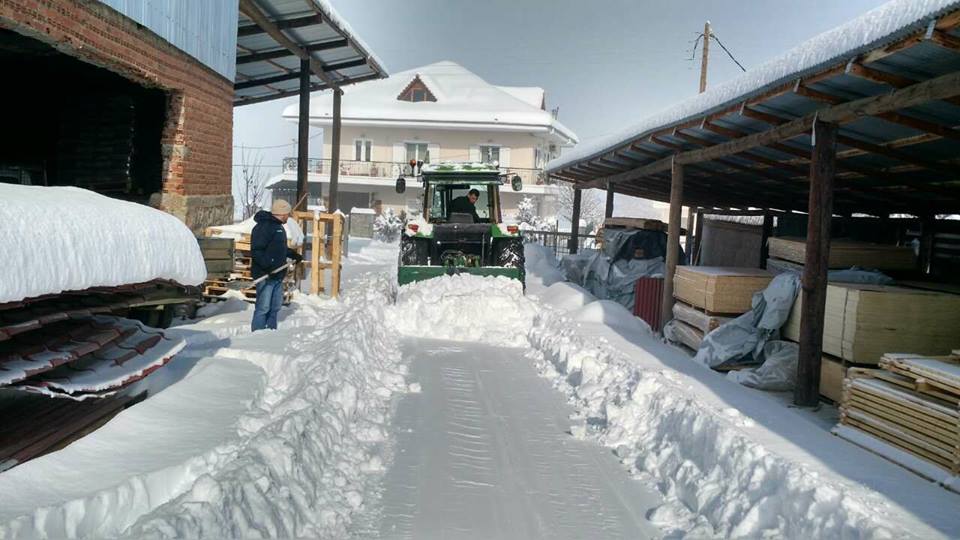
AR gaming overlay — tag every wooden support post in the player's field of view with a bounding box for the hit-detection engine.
[604,182,615,219]
[569,187,582,254]
[296,59,311,211]
[310,214,321,294]
[328,89,343,212]
[685,207,695,262]
[699,21,711,94]
[760,211,774,268]
[692,208,704,265]
[795,120,838,407]
[330,213,343,298]
[660,158,684,332]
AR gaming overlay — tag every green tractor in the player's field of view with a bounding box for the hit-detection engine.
[396,161,525,287]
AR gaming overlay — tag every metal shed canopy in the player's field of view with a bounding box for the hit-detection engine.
[234,0,387,106]
[546,0,960,216]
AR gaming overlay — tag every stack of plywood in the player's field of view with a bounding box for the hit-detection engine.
[835,352,960,482]
[673,266,774,314]
[783,283,960,364]
[669,267,772,355]
[767,237,916,271]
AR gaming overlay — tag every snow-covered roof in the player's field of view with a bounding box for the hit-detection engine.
[547,0,960,172]
[283,61,578,145]
[495,86,545,110]
[0,185,207,303]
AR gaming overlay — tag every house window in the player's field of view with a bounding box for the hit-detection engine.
[406,142,430,163]
[354,139,372,161]
[479,145,500,164]
[412,89,426,102]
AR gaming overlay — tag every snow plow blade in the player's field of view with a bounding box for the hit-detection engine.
[397,266,523,286]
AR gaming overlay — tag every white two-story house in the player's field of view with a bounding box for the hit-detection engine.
[266,61,578,220]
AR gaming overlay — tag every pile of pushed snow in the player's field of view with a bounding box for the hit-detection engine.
[0,185,206,303]
[0,274,407,539]
[388,274,537,347]
[527,307,925,538]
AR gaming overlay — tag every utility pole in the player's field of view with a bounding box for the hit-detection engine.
[699,21,711,93]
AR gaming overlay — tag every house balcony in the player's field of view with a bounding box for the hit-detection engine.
[278,158,559,191]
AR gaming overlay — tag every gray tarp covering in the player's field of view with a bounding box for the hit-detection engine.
[693,268,894,390]
[561,229,670,310]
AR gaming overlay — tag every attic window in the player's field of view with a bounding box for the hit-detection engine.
[397,75,437,103]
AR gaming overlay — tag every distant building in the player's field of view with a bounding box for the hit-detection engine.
[266,61,578,219]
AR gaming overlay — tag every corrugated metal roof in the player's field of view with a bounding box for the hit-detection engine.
[234,0,387,106]
[99,0,238,80]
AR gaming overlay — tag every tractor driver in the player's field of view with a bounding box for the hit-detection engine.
[449,188,481,223]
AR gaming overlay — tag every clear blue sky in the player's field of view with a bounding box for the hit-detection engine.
[233,0,890,177]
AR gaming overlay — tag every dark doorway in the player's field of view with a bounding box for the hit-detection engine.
[0,28,167,203]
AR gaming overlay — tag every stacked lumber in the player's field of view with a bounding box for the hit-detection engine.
[673,266,773,314]
[836,352,960,480]
[783,283,960,364]
[603,217,669,232]
[767,237,916,270]
[668,267,770,356]
[819,355,875,403]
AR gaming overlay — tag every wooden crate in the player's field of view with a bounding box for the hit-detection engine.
[783,283,960,364]
[673,266,773,314]
[293,210,344,298]
[768,237,916,270]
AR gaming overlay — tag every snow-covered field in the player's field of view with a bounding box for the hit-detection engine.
[1,239,959,539]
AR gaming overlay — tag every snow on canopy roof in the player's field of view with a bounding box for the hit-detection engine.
[0,185,207,304]
[282,61,578,145]
[547,0,960,173]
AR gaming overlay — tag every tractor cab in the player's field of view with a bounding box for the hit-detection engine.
[395,161,525,287]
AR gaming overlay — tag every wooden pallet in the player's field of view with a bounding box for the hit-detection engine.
[671,300,734,333]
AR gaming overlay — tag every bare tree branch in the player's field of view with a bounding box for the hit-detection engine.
[557,183,604,229]
[235,146,268,219]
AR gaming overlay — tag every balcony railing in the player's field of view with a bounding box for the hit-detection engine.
[281,158,557,185]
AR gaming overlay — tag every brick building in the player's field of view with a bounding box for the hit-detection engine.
[0,0,386,231]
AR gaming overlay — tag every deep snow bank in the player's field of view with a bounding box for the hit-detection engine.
[0,275,407,539]
[0,185,206,303]
[527,305,926,539]
[388,274,537,347]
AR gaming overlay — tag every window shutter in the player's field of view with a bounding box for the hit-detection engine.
[428,143,440,164]
[469,145,481,162]
[499,147,511,168]
[393,142,406,175]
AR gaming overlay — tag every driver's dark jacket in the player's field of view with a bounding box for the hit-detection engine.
[449,196,480,222]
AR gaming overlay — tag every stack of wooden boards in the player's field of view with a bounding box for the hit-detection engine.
[202,233,297,304]
[197,237,234,280]
[669,266,773,354]
[767,237,916,272]
[835,352,960,486]
[783,283,960,362]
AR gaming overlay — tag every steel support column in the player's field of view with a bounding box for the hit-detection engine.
[569,187,582,254]
[328,89,342,212]
[296,59,310,210]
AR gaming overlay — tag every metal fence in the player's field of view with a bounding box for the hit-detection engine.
[523,230,598,258]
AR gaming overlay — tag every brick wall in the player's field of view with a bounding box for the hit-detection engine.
[0,0,234,230]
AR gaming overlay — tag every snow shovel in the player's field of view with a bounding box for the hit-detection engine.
[226,262,293,290]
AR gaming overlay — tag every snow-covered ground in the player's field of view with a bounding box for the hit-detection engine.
[2,237,959,539]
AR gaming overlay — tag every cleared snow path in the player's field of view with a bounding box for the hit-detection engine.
[367,338,662,539]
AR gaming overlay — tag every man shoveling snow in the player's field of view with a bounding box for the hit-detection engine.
[250,200,303,331]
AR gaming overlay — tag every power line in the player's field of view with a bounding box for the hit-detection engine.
[711,33,747,72]
[233,130,324,150]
